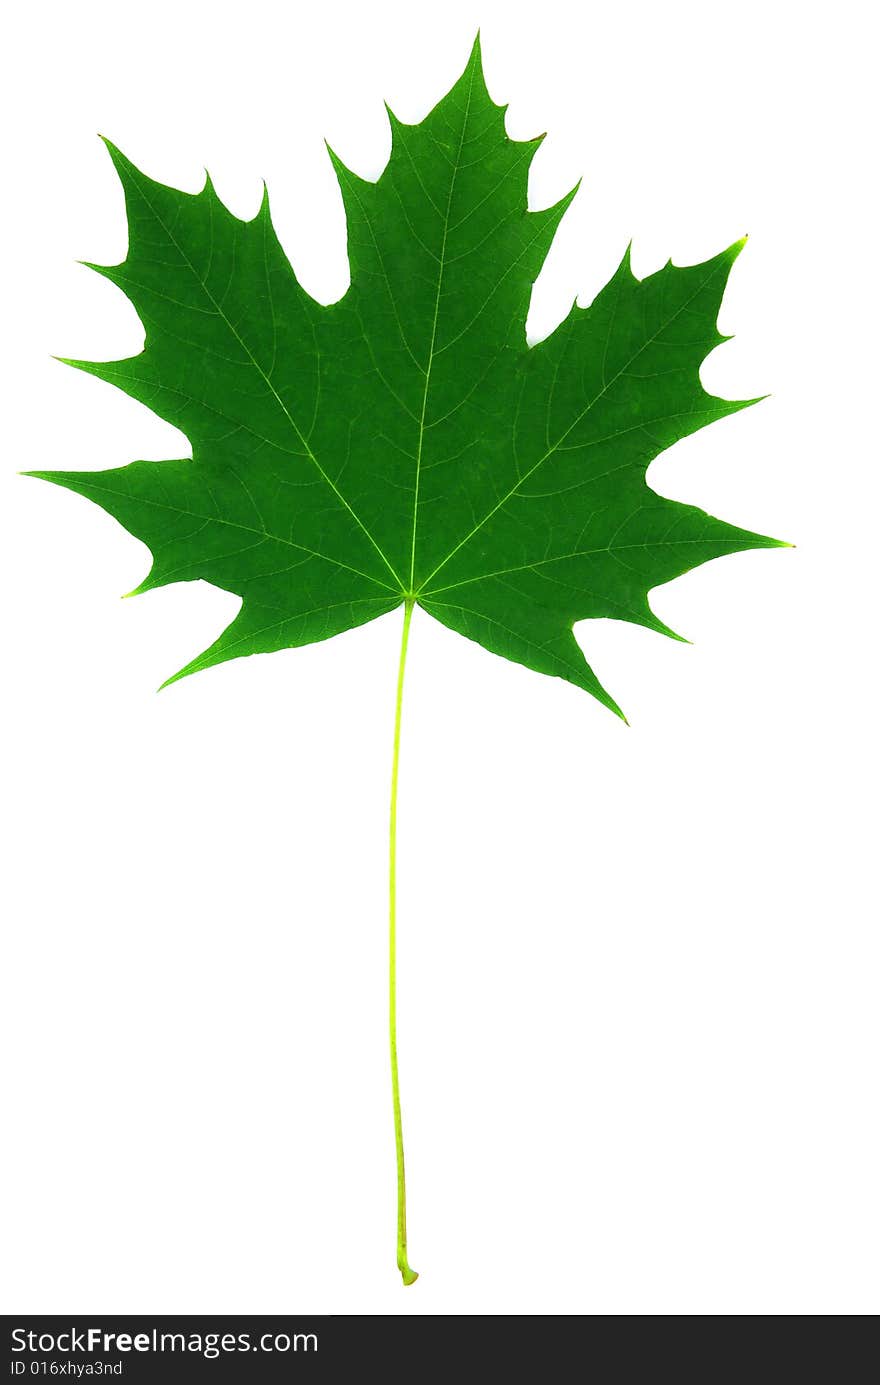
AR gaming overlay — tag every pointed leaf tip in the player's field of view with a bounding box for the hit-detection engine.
[463,29,489,91]
[98,134,123,161]
[604,692,629,724]
[157,667,185,692]
[324,138,344,171]
[78,258,114,279]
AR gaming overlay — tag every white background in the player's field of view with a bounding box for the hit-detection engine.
[2,0,877,1316]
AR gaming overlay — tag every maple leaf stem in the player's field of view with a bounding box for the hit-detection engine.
[389,597,418,1285]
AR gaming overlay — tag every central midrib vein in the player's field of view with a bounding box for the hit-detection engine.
[407,60,476,591]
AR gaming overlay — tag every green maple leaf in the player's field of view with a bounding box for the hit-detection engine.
[30,37,785,1284]
[31,37,782,718]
